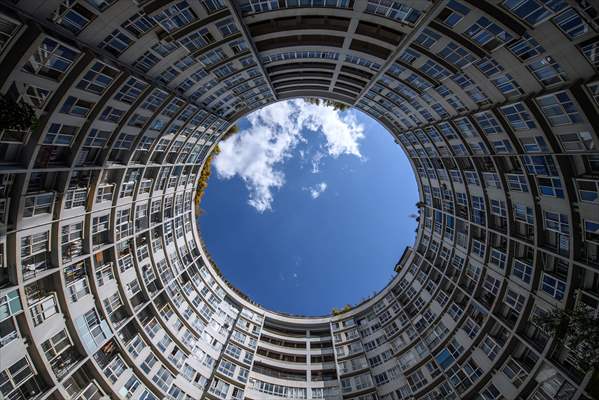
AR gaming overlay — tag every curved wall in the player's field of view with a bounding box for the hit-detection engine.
[0,1,597,400]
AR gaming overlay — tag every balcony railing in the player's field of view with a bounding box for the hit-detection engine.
[29,292,59,326]
[70,381,105,400]
[51,347,81,380]
[0,327,18,347]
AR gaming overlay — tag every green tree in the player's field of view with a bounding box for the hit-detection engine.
[194,124,240,211]
[0,95,37,130]
[331,304,353,316]
[221,124,239,141]
[194,145,220,210]
[533,305,599,370]
[303,97,350,111]
[324,99,350,111]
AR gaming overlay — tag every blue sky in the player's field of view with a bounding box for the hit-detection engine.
[198,100,418,315]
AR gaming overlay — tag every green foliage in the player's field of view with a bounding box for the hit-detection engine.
[199,237,222,277]
[304,97,350,111]
[194,125,239,210]
[194,145,220,209]
[331,304,353,316]
[221,124,239,140]
[533,305,599,370]
[0,95,37,130]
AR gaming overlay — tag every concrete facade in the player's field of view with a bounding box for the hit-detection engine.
[0,0,597,399]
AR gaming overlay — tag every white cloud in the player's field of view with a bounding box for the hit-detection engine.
[304,182,328,199]
[213,99,364,212]
[311,151,325,173]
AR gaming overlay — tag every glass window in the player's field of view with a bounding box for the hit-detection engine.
[506,174,529,192]
[514,203,534,224]
[580,38,599,69]
[122,12,156,38]
[44,123,78,146]
[474,111,503,135]
[438,42,477,68]
[557,131,594,151]
[54,1,96,34]
[99,29,132,57]
[502,0,567,26]
[415,28,441,49]
[178,28,214,52]
[201,0,227,13]
[23,193,54,217]
[541,273,566,300]
[419,60,451,81]
[520,136,548,153]
[85,0,118,12]
[365,0,422,24]
[76,61,119,94]
[536,91,582,126]
[216,18,239,37]
[134,51,160,72]
[584,220,599,243]
[553,7,588,39]
[22,37,79,81]
[512,259,532,284]
[527,56,566,87]
[537,176,564,198]
[544,211,569,234]
[114,77,148,104]
[437,0,470,27]
[153,1,196,33]
[99,106,125,123]
[0,13,21,55]
[509,33,545,61]
[500,102,536,130]
[576,179,599,203]
[523,155,558,176]
[465,17,513,51]
[504,289,525,312]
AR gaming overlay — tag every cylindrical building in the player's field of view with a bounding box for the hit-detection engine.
[0,0,597,399]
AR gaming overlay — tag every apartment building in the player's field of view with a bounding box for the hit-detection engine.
[0,0,597,399]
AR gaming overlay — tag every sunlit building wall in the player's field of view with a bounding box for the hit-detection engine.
[0,0,597,399]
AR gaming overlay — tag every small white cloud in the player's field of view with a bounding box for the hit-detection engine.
[213,99,364,212]
[311,151,325,174]
[292,272,298,279]
[304,182,328,199]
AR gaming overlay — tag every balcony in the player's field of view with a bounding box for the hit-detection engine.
[66,277,90,303]
[62,239,84,263]
[119,181,136,198]
[0,318,19,348]
[64,187,88,210]
[138,179,153,194]
[95,262,115,287]
[527,369,577,400]
[95,184,114,204]
[28,291,59,327]
[23,192,55,218]
[66,380,106,400]
[92,230,109,248]
[50,347,81,381]
[0,127,30,144]
[22,252,51,281]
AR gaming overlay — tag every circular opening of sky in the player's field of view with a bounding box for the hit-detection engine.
[198,99,418,316]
